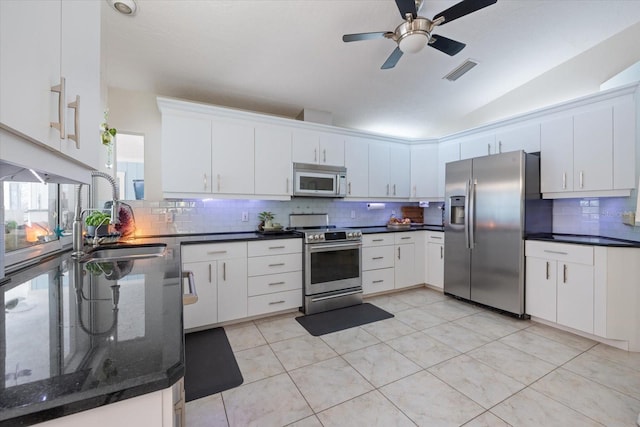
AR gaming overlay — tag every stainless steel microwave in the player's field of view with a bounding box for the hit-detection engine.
[293,163,347,197]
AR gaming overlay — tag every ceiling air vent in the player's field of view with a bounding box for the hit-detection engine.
[443,59,479,82]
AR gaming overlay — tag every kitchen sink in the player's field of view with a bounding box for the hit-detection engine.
[82,243,167,261]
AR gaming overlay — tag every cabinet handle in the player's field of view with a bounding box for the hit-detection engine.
[386,184,390,195]
[208,263,212,283]
[268,246,285,250]
[579,171,584,189]
[543,250,568,255]
[269,300,285,305]
[487,143,491,155]
[397,247,401,259]
[67,95,80,148]
[372,239,384,242]
[286,177,289,193]
[314,148,317,162]
[413,185,416,197]
[372,280,384,284]
[499,141,503,153]
[562,172,566,190]
[431,236,442,240]
[401,236,411,240]
[563,264,567,283]
[50,77,66,138]
[323,149,326,163]
[269,281,285,286]
[204,173,207,191]
[207,250,228,255]
[440,246,444,259]
[545,261,550,280]
[348,182,352,195]
[372,256,384,260]
[268,263,285,267]
[217,174,221,192]
[223,262,226,281]
[393,184,396,196]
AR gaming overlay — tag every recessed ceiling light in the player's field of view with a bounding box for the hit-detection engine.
[107,0,137,16]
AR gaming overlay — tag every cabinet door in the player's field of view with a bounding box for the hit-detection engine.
[182,261,217,330]
[212,120,254,195]
[437,142,460,198]
[0,0,62,150]
[394,243,415,289]
[292,129,320,164]
[362,268,394,295]
[162,114,212,194]
[495,123,541,154]
[319,132,345,166]
[556,262,594,334]
[613,98,636,190]
[217,257,248,323]
[410,144,438,199]
[460,134,495,160]
[59,0,101,169]
[368,143,390,197]
[344,137,369,197]
[427,243,444,289]
[540,116,573,193]
[525,257,557,322]
[255,125,292,196]
[573,106,612,192]
[389,144,411,198]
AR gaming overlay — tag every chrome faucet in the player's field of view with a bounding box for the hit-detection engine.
[72,171,120,257]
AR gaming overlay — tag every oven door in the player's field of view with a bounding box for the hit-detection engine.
[305,241,362,295]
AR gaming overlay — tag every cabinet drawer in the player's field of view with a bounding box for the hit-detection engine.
[248,271,302,296]
[426,232,444,243]
[363,233,394,247]
[181,242,247,263]
[248,289,302,316]
[525,241,593,265]
[248,239,302,257]
[248,253,302,276]
[362,268,394,295]
[394,232,416,244]
[362,245,394,270]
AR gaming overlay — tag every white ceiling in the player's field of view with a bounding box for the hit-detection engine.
[103,0,640,139]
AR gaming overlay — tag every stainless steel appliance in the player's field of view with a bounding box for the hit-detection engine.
[293,163,347,198]
[444,151,551,316]
[290,214,363,314]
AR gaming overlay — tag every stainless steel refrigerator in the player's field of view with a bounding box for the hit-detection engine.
[444,150,551,316]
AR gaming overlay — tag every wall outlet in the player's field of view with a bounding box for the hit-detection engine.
[391,210,396,216]
[165,211,174,223]
[350,210,356,219]
[166,248,174,259]
[241,211,249,222]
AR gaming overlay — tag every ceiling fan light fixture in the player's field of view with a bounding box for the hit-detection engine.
[107,0,137,16]
[398,32,429,54]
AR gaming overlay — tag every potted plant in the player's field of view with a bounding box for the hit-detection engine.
[85,211,111,236]
[258,211,275,229]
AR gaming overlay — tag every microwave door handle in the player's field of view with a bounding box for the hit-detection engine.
[336,175,340,195]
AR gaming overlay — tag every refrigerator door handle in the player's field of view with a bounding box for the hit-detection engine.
[464,180,471,249]
[469,179,477,249]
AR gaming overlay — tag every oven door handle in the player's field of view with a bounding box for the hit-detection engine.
[308,242,362,252]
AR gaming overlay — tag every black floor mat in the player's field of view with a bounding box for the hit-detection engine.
[296,303,394,336]
[184,327,243,402]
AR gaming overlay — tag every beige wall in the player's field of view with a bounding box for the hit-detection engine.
[107,88,162,200]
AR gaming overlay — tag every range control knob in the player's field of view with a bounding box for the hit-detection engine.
[318,234,325,241]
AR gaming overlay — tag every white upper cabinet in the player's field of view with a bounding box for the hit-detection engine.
[368,142,391,198]
[0,0,100,168]
[292,129,344,166]
[612,97,636,190]
[437,142,460,199]
[459,133,495,160]
[495,122,541,154]
[212,120,255,195]
[162,113,212,195]
[368,142,410,199]
[389,144,411,198]
[540,115,574,194]
[410,144,438,199]
[254,125,292,197]
[344,137,369,198]
[573,106,613,192]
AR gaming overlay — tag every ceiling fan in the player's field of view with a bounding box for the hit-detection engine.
[342,0,497,69]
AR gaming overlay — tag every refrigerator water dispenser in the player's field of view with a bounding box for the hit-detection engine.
[449,196,466,225]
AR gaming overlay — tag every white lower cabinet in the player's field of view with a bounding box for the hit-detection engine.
[426,231,444,289]
[362,233,395,295]
[525,241,594,334]
[247,239,302,316]
[394,232,420,289]
[181,242,247,330]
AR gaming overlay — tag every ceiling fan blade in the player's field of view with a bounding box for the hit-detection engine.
[381,47,403,69]
[395,0,417,19]
[428,35,466,56]
[342,32,391,42]
[433,0,497,25]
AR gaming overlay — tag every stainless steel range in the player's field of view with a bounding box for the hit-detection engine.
[290,214,363,314]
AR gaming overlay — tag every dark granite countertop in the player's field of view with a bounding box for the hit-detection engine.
[358,225,444,234]
[526,233,640,248]
[0,249,184,425]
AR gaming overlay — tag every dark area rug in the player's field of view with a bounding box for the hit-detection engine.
[296,303,394,336]
[184,327,243,402]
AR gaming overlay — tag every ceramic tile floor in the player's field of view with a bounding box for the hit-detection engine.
[186,287,640,427]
